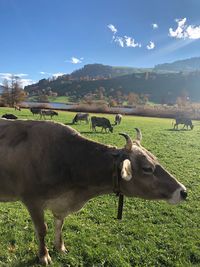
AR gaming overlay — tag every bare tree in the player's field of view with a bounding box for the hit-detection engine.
[1,76,26,106]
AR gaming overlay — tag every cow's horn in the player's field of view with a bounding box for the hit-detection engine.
[119,133,133,151]
[135,128,142,142]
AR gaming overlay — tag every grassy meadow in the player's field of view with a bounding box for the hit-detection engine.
[0,107,200,267]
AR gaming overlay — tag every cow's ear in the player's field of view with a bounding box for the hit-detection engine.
[121,159,132,181]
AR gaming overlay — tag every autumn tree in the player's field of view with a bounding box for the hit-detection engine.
[97,86,105,100]
[140,94,149,105]
[127,93,140,106]
[1,76,26,106]
[176,89,190,108]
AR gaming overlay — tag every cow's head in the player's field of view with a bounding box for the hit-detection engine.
[118,129,187,204]
[109,126,113,133]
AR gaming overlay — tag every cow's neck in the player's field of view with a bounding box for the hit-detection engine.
[77,145,123,199]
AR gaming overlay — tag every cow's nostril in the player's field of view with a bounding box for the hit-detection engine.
[180,190,187,200]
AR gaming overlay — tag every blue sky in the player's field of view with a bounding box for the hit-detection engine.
[0,0,200,87]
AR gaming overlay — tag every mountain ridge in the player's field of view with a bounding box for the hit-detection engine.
[154,57,200,72]
[24,57,200,104]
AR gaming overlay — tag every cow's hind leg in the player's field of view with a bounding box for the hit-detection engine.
[25,203,52,265]
[174,123,178,130]
[54,217,67,253]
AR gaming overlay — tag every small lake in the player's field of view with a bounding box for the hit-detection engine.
[22,101,135,114]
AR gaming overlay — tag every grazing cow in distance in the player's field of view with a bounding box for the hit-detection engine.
[72,113,89,124]
[173,117,194,130]
[1,113,18,120]
[91,116,113,133]
[0,120,187,264]
[14,105,21,111]
[30,107,42,116]
[115,114,122,125]
[40,109,58,119]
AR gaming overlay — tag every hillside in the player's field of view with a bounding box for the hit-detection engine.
[154,57,200,72]
[25,70,200,103]
[71,63,151,79]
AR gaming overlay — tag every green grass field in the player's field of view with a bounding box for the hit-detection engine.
[0,107,199,267]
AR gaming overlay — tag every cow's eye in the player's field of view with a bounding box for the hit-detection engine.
[142,167,153,174]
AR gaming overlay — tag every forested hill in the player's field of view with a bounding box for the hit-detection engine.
[154,57,200,72]
[70,63,151,79]
[25,70,200,103]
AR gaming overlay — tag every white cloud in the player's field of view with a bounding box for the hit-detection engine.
[0,73,33,88]
[186,24,200,39]
[147,41,155,50]
[40,71,65,78]
[152,23,158,29]
[0,73,12,80]
[124,36,141,48]
[0,73,28,80]
[107,24,117,34]
[114,36,124,47]
[16,73,28,78]
[108,23,141,49]
[169,18,200,39]
[69,57,83,64]
[20,79,34,87]
[113,36,141,48]
[52,72,64,78]
[40,71,52,76]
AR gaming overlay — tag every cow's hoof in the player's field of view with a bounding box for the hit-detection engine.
[59,244,68,253]
[39,253,52,265]
[55,243,68,253]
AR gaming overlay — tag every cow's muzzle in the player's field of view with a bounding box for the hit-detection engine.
[180,190,187,200]
[167,184,187,204]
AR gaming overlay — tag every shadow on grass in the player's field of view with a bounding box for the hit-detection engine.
[14,258,38,267]
[65,122,74,125]
[80,131,110,135]
[165,128,192,132]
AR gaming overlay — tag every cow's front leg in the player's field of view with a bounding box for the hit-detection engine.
[27,204,52,265]
[54,217,67,253]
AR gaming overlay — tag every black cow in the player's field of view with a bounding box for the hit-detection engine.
[91,116,113,133]
[173,117,194,130]
[1,113,18,120]
[72,113,89,124]
[0,120,187,264]
[30,107,42,115]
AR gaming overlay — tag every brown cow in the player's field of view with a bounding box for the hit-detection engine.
[40,109,58,119]
[72,113,89,124]
[0,120,187,265]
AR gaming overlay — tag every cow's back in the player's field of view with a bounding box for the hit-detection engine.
[0,120,80,200]
[0,120,114,201]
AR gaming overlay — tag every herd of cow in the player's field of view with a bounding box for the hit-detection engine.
[72,112,122,132]
[1,108,123,133]
[1,108,194,132]
[0,107,190,265]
